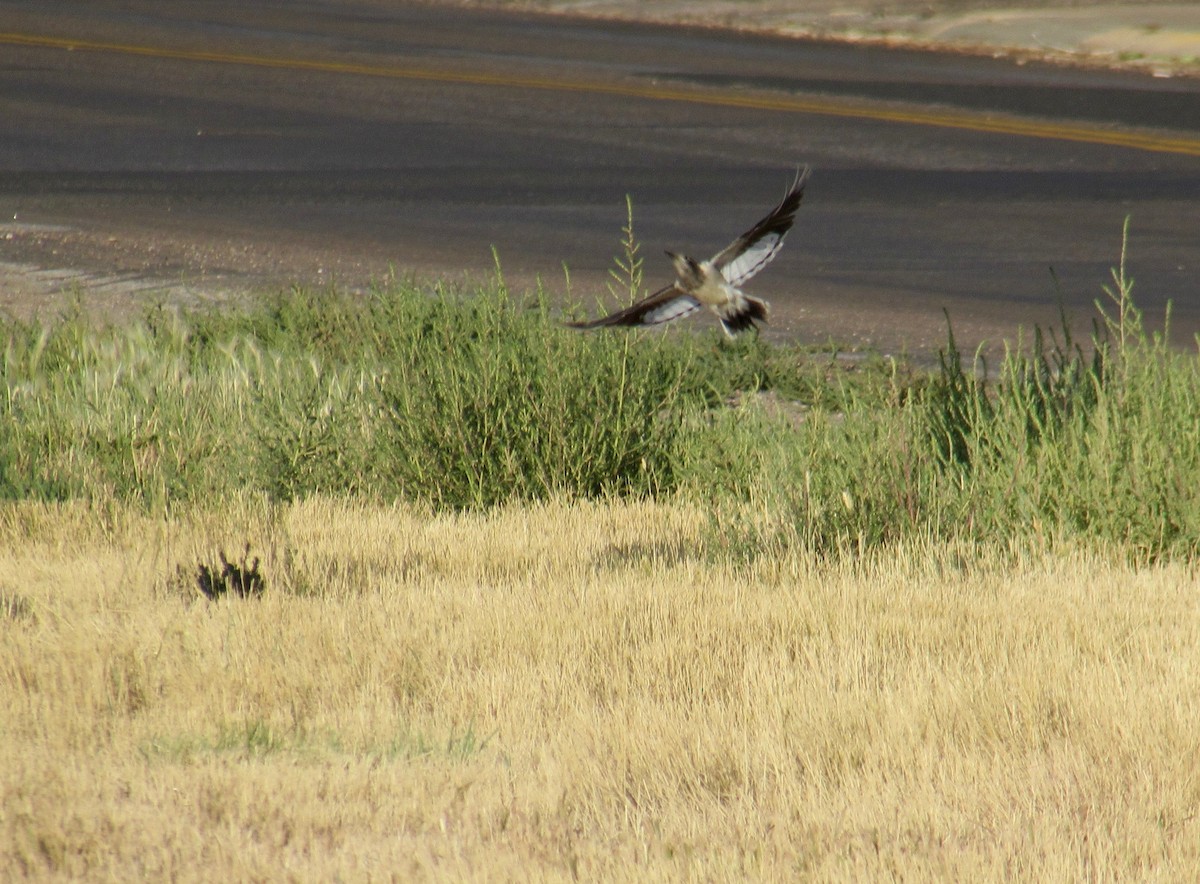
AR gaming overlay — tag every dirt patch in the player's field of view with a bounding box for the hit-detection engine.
[0,218,262,320]
[492,1,1200,75]
[0,217,387,323]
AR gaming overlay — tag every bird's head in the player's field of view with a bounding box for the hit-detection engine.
[666,251,703,288]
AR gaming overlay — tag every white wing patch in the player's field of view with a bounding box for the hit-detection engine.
[718,232,785,287]
[642,294,702,325]
[565,168,808,335]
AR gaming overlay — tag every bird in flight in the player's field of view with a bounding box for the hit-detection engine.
[566,167,810,336]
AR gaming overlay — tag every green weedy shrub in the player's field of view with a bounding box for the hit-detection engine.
[245,349,377,501]
[923,231,1200,560]
[366,279,701,508]
[682,367,931,559]
[0,309,246,504]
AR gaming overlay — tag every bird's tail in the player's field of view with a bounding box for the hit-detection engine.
[718,293,769,336]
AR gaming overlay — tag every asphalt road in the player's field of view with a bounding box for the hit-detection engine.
[1,0,1199,353]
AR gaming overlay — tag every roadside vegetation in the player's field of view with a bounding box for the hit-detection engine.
[3,227,1199,878]
[1,227,1196,559]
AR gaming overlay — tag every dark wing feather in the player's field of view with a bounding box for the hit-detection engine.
[565,284,701,329]
[711,166,810,287]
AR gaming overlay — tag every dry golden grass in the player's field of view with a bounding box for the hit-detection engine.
[2,496,1199,880]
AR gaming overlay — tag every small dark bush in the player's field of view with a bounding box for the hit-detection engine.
[196,546,265,600]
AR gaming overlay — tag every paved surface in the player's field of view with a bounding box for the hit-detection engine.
[1,1,1198,355]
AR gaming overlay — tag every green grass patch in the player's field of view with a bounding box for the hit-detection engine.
[141,718,491,763]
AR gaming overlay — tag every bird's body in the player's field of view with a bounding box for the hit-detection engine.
[567,167,810,336]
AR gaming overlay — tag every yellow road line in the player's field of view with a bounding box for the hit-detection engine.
[6,30,1200,157]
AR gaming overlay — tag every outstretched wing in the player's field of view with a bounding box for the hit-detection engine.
[711,166,810,287]
[564,284,701,329]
